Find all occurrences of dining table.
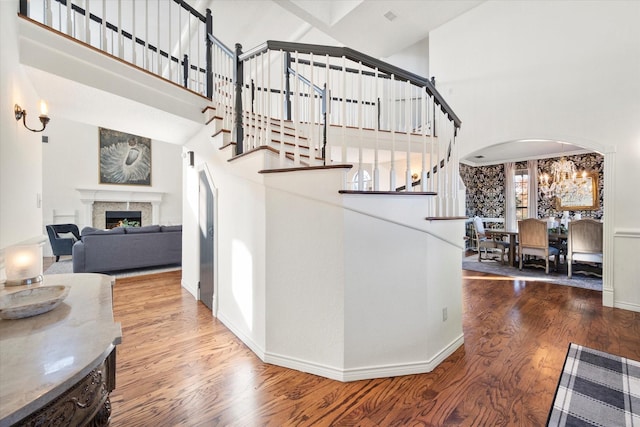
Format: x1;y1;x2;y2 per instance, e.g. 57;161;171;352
486;228;567;267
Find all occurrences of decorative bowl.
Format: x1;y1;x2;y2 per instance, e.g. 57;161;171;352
0;285;70;320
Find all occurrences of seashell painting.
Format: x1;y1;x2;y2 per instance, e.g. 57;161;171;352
99;127;152;185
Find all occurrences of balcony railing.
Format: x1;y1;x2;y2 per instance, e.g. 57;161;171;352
20;0;213;98
19;0;463;216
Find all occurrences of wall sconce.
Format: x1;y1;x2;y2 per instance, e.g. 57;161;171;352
14;100;50;133
4;244;43;286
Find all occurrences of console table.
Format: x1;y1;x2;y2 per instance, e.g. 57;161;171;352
0;273;122;427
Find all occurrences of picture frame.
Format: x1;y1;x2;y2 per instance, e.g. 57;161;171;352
99;127;152;186
556;173;599;211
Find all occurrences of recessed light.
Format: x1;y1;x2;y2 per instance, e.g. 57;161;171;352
474;155;485;159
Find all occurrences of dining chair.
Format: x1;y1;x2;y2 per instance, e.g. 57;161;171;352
567;219;603;278
473;216;509;263
518;218;559;274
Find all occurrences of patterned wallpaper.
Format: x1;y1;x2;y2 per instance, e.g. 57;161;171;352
461;152;604;220
460;163;505;218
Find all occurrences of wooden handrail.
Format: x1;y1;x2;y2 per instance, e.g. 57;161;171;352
238;40;461;129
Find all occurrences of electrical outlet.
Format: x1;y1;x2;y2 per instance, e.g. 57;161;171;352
442;307;448;321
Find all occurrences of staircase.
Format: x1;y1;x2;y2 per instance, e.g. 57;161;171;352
19;0;468;382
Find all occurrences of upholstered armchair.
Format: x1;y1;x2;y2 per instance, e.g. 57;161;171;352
473;216;510;263
46;224;81;262
518;218;559;274
567;219;603;278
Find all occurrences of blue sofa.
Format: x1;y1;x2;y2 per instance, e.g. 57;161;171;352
72;225;182;273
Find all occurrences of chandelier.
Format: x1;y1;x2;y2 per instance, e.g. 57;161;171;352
539;157;588;200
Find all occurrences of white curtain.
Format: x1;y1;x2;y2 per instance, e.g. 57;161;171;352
504;162;516;231
528;159;539;219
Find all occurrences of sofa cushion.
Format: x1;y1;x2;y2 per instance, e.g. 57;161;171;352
81;226;126;237
125;225;161;234
161;225;182;232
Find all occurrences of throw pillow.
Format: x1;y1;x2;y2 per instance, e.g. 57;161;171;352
57;232;78;242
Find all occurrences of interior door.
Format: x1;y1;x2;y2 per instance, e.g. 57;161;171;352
199;170;214;311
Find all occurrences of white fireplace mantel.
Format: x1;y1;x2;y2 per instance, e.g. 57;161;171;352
76;188;164;228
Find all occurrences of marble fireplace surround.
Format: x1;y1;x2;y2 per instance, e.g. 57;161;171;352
77;188;164;229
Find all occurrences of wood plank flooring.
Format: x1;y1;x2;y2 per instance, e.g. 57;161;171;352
108;270;640;426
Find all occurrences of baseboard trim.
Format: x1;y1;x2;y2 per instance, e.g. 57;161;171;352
602;287;614;307
217;312;266;360
614;300;640;313
265;334;465;382
181;279;197;299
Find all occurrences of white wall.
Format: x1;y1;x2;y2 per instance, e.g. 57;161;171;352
0;0;44;281
41;116;183;254
182;130;268;355
384;37;430;78
429;0;640;310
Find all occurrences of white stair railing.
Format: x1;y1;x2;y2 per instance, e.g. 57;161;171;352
231;42;461;216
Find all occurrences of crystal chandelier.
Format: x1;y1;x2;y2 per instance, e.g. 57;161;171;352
539;157;588;200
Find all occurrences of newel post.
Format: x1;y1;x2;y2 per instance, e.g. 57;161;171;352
234;43;244;154
182;54;189;89
205;9;213;100
322;83;328;164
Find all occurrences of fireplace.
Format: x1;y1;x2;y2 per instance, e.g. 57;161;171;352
105;211;142;229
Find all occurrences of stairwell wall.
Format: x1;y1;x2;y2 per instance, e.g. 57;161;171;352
182;129;268;356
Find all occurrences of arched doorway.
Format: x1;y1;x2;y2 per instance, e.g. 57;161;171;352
459;138;615;307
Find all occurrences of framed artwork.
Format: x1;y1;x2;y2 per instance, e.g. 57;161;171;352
556;173;599;210
99;127;151;186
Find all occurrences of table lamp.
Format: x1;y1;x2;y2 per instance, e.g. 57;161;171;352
4;244;43;286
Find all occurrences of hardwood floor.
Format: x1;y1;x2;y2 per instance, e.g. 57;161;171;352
109;270;640;426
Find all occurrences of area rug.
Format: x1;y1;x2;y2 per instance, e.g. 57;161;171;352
462;255;602;291
44;259;181;278
547;343;640;426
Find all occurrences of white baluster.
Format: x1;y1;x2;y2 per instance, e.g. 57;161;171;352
389;74;396;191
156;0;161;76
293;51;300;165
44;0;53;27
84;0;90;44
341;56;347;164
117;0;123;59
101;0;106;51
405;81;412;192
421;87;428;192
324;54;331;166
309;52;315;165
429;95;435;194
144;0;149;71
279;50;285;168
66;0;72;36
266;49;272;152
373;67;380;191
358;61;364;190
131;0;136;65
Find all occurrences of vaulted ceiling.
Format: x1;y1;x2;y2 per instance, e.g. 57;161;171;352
191;0;484;58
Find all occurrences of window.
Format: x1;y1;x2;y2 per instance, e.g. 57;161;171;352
351;169;372;191
515;169;529;221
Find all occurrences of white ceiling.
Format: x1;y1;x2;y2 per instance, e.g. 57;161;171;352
193;0;485;58
462;140;592;167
